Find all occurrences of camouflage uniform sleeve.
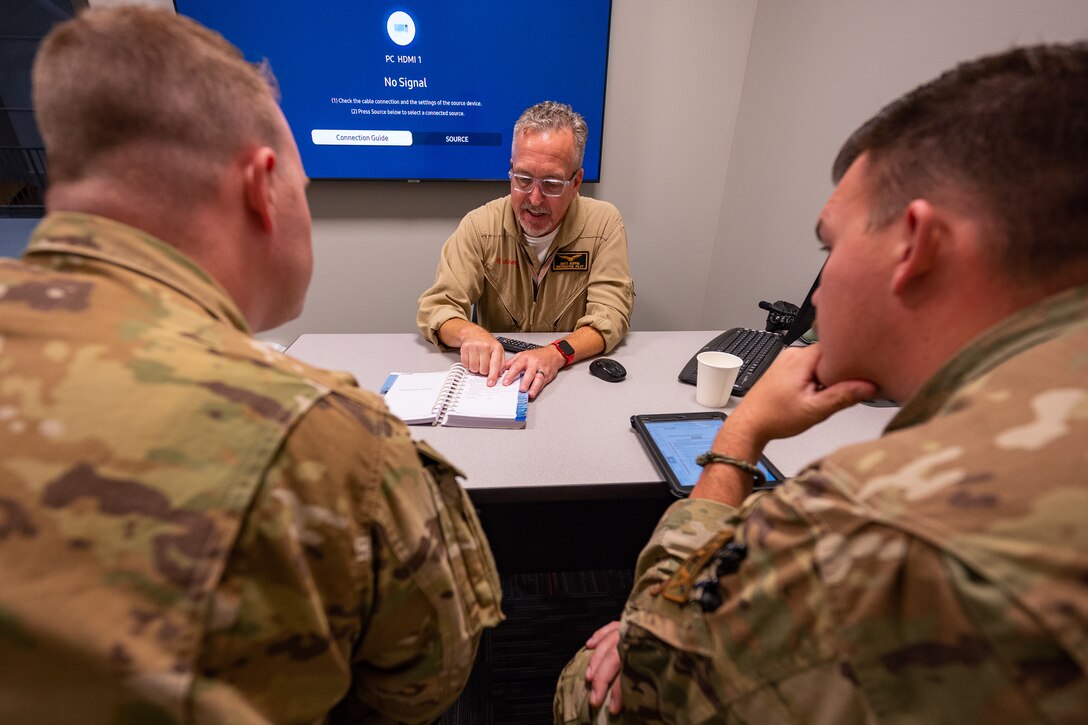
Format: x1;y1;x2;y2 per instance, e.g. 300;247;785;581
628;497;744;599
554;496;743;724
193;392;501;724
613;482;870;724
347;435;503;721
558;485;874;724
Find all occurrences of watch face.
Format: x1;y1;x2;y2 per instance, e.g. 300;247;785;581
557;340;575;356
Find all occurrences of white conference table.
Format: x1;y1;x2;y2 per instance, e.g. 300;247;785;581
286;331;898;502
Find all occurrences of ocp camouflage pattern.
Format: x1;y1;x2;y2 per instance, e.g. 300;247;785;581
0;212;502;723
556;283;1088;723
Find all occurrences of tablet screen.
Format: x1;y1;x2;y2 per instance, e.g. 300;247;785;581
642;417;725;489
638;415;783;493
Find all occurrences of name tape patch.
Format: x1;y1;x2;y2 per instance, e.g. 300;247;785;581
551;251;589;272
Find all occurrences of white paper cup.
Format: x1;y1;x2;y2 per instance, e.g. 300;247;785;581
696;351;743;407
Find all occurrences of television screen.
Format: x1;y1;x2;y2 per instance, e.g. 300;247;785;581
173;1;613;181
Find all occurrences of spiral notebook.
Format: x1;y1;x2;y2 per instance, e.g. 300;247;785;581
379;364;528;429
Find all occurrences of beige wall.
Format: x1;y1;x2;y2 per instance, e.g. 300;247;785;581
702;0;1088;331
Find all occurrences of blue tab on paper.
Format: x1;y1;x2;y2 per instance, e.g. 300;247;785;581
379;373;399;395
515;389;528;423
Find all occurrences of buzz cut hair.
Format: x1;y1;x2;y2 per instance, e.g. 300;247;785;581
833;42;1088;284
33;6;285;187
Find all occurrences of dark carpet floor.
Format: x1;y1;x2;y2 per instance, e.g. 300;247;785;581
438;569;634;725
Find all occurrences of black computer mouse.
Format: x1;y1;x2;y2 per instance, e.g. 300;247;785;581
589;358;627;382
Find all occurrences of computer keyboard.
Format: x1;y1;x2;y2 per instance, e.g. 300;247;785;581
677;328;785;396
495;336;542;354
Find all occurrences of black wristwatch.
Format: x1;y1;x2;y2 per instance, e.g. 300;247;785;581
550;339;575;367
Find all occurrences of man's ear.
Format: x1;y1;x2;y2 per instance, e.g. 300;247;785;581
242;147;278;233
890;199;944;295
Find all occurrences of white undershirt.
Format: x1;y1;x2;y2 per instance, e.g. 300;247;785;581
523;228;560;267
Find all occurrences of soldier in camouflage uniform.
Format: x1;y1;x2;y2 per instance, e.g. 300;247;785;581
556;43;1088;723
0;7;501;723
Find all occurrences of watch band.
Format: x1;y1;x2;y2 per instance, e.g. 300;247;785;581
694;452;766;485
550;339;575;367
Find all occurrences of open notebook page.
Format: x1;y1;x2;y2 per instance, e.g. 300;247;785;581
382;371;450;424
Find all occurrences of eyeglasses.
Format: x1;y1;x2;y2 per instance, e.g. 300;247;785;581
508;170;577;197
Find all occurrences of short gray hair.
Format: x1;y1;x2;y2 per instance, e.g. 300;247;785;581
512;101;588;169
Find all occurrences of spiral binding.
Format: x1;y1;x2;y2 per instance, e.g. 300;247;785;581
431;363;468;426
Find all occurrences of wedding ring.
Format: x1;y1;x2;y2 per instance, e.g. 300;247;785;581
535;370;546;376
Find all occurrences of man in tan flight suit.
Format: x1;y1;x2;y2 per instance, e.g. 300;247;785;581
417;101;634;400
